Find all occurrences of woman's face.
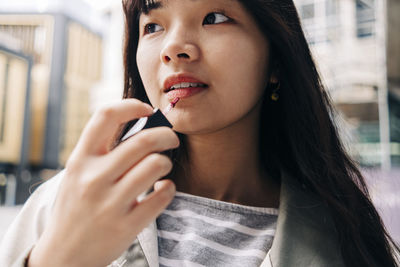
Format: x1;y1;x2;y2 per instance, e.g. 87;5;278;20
137;0;270;134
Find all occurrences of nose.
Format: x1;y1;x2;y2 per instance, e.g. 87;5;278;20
160;29;200;64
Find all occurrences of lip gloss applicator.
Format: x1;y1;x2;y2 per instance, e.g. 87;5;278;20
121;97;180;142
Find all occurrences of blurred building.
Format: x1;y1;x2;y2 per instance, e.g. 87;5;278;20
294;0;400;168
0;0;106;204
0;46;31;205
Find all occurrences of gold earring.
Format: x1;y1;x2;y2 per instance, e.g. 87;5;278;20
271;82;280;101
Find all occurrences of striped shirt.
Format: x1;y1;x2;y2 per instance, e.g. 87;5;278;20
156;192;278;267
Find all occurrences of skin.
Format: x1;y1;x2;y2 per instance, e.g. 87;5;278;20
28;0;279;266
28;100;180;266
137;0;280;206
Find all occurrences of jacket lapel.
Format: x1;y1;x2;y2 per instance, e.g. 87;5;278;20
260;250;273;267
266;170;345;266
137;221;159;267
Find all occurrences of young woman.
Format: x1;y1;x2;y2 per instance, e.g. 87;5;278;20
0;0;399;266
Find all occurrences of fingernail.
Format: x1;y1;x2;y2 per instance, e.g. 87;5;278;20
168;182;176;195
144;103;154;112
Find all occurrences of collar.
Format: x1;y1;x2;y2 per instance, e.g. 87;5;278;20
137;170;344;267
137;221;159;267
265;169;344;266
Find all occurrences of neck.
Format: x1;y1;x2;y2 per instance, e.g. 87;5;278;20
174;104;280;208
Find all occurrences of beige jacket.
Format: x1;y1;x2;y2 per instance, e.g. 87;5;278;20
0;170;345;267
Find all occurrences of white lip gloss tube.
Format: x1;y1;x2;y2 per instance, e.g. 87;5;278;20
120;98;180;142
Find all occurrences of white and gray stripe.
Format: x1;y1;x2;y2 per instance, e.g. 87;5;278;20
156;192;278;267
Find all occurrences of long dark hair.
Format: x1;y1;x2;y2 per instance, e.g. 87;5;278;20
120;0;400;266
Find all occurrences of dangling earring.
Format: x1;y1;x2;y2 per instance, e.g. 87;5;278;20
271;82;280;101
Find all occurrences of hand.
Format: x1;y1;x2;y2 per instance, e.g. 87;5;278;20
28;99;179;267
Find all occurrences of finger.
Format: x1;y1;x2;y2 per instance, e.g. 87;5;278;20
77;99;154;155
126;180;175;229
101;127;179;180
112;153;173;208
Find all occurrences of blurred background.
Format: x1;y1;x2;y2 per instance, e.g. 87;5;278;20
0;0;399;242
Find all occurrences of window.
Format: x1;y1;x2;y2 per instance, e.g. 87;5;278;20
296;0;339;44
301;3;315;20
325;0;337;16
356;0;375;38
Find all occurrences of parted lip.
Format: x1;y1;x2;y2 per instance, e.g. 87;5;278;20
163;74;208;92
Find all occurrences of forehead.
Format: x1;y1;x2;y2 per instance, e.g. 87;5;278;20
141;0;236;14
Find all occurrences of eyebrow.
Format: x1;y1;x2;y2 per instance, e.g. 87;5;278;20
142;0;163;14
142;0;204;14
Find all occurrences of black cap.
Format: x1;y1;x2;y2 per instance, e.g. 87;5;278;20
143;108;172;130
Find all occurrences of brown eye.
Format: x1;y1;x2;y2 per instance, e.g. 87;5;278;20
144;23;163;34
203;12;230;25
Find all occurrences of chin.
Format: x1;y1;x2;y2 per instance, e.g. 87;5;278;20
172;124;208;135
172;119;231;136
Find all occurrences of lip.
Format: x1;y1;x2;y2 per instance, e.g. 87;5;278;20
163;74;208;91
166;87;206;100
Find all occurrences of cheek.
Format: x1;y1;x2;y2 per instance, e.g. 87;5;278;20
136;44;160;98
136;46;147;82
210;35;269;104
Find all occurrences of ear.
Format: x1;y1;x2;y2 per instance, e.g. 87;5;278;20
268;60;280;84
269;73;279;84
